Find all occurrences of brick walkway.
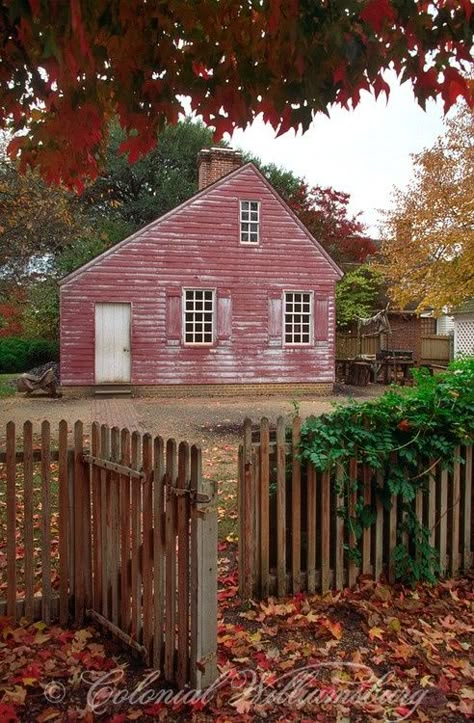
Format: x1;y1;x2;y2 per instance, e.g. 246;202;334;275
91;398;143;431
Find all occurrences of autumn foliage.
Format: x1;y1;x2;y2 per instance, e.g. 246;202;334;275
285;183;376;265
0;1;472;188
381;105;474;312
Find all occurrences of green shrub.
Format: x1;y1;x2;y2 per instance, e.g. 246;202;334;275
0;337;59;373
300;357;474;585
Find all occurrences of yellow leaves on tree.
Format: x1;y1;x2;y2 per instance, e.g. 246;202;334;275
0;141;89;282
380;105;474;313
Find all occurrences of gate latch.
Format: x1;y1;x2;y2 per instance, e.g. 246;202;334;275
167;485;211;506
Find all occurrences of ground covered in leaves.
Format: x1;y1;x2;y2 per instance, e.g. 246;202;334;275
0;548;472;722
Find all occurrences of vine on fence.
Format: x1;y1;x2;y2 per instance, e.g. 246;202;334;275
299;358;474;585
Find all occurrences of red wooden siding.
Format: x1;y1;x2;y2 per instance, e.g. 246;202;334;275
60;165;340;386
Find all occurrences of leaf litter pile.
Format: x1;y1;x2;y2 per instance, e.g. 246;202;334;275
0;441;473;721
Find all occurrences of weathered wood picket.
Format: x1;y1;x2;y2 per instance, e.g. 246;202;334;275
0;420;218;689
239;416;473;600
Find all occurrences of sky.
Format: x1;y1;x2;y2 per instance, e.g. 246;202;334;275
228;73;448;238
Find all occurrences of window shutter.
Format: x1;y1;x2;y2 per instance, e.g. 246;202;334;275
166;288;182;346
314;297;329;342
217;290;232;342
268;291;282;346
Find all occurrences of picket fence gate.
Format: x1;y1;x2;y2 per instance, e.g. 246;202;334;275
0;420;217;689
239;416;473;600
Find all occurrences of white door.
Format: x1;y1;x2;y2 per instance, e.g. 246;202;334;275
95;303;131;383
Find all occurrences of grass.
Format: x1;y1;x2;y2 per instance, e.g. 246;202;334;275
0;373;17;398
202;440;239;541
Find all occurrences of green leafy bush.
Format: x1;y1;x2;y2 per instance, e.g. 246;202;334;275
300;358;474;585
0;337;59;373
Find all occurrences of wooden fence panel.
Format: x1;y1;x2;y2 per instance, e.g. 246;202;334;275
238;416;473;600
421;335;450;362
0;420;217;690
336;334;381;359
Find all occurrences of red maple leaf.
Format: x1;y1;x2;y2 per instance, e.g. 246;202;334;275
441;67;472;112
373;74;390;101
360;0;397;34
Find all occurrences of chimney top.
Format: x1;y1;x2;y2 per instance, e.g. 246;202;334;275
197;147;243;190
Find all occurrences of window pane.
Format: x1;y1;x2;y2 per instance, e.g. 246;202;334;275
241;200;259;244
184;289;214;344
284;291;312;345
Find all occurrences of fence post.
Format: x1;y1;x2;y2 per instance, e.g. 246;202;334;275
23;421;34;620
259;417;270;599
190;445;218;689
6;421;16;621
291;416;301;594
74;420;85;624
276;416;287;597
464;447;472;571
239;418;254;599
58;420;70;626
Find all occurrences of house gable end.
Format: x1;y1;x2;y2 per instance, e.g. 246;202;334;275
60;163;342;287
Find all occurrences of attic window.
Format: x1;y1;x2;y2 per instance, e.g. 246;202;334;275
240;200;260;244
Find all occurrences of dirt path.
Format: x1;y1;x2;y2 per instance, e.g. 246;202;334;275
0;385;383;446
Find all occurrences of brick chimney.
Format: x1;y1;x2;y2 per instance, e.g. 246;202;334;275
197;147;243;190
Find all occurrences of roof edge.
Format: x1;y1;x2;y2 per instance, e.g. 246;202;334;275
247;164;343;280
59;161;253;287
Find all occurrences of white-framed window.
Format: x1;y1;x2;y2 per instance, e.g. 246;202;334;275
240;200;260;244
183;289;215;345
284;291;312;345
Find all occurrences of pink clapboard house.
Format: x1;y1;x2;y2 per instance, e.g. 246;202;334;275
59;148;343;396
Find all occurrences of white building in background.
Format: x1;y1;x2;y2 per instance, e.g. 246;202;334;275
452;300;474;358
435;314;455;336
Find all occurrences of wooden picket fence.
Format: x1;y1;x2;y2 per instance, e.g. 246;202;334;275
0;420;217;689
239;416;473;599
